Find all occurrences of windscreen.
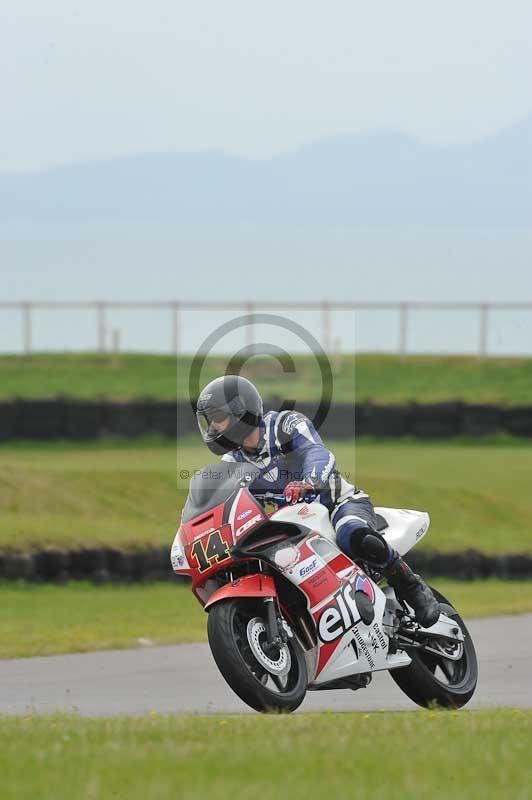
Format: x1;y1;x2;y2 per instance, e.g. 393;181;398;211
181;461;261;522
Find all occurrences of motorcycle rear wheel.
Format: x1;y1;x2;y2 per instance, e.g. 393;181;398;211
389;587;478;709
207;598;308;713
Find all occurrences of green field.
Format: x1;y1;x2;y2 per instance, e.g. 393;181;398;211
0;582;201;658
1;439;531;554
1;710;530;800
1;352;532;404
1;579;531;659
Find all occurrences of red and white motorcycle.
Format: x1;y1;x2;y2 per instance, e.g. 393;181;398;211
171;462;478;713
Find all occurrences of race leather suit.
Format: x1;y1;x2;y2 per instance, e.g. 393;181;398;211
221;409;378;559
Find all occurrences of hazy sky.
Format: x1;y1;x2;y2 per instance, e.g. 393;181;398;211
2;3;531;356
2;222;532;355
2;1;532;171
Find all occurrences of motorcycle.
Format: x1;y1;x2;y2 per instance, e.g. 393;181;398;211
171;461;478;713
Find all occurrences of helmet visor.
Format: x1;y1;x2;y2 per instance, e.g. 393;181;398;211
196;407;234;443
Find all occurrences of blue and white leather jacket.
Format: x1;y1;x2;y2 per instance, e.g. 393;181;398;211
221;410;355;509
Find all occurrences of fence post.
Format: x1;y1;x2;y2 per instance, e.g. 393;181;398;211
399;303;409;356
246;302;255;353
22;302;32;355
171;303;180;355
111;329;121;368
322;301;331;352
479;304;488;357
96;302;106;353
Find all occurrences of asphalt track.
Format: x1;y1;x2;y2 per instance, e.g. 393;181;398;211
1;615;531;716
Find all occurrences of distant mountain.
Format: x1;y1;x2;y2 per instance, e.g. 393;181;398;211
1;116;531;225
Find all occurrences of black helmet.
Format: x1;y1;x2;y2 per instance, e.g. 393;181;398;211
195;375;263;455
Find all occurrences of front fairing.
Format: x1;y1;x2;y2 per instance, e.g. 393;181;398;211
172;466;267;602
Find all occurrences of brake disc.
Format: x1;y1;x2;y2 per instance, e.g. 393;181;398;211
246;617;292;676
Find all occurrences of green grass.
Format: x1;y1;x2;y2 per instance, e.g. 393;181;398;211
1;710;531;800
1;439;531;554
0;582;203;658
1;579;531;659
1;352;532;404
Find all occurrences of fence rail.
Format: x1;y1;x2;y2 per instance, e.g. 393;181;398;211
1;300;532;356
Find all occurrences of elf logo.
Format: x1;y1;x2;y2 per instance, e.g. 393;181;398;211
317;574;371;643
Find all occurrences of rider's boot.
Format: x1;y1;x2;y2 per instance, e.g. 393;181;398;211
384;556;441;628
343;527;441;628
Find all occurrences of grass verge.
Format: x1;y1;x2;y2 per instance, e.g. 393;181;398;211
1;579;531;659
1;710;531;800
1;439;531;553
1;352;532;404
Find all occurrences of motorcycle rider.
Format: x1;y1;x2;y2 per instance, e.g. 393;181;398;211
194;374;440;628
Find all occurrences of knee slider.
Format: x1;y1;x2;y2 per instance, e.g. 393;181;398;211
360;531;390;564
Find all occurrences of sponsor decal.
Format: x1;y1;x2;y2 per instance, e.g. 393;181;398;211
237;509;253;522
355;573;375;603
297;505;314;518
281;412;302;435
235;513;262;537
171;543;186;570
372;622;388;650
196;392;213;410
317;576;364;643
299;558;318;579
193;527;215;541
288;554;321;580
307;571;329;589
353;627;375;669
415;522;428;540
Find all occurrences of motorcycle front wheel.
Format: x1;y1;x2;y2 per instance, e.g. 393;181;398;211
207;598;308;713
389;587;478;709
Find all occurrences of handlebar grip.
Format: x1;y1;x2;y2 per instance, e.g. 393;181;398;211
255;492;317;504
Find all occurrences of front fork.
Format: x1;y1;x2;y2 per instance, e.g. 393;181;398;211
263;596;287;652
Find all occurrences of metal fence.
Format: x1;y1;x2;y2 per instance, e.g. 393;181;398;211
1;300;531;356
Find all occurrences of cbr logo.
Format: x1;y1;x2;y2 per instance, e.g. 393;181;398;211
237;509;253;521
317;577;365;643
235;513;262;537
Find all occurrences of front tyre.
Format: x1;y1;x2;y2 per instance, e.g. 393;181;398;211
389;587;478;709
207;598;308;713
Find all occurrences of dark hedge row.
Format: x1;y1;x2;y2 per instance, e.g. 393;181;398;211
1;546;531;582
0;398;531;439
0;547;180;583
